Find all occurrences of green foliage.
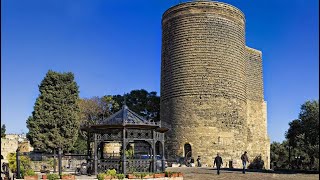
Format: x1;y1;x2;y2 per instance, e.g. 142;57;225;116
299;100;319;146
76;95;120;153
1;124;6;138
116;173;125;179
127;166;137;173
97;169;118;180
272;100;319;170
97;173;106;180
106;169;117;177
270;141;289;169
139;172;150;178
70;132;87;154
112;89;160;122
125;149;134;159
7;153;32;173
24;169;36;176
78;96;120;126
132;172;152;178
26;70;80;152
248;154;265;169
286;100;319;170
106;169;117;176
47;173;60;180
164;171;180;177
97;170;122;180
46;157;55;168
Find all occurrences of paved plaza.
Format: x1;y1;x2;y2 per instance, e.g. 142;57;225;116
167;167;319;180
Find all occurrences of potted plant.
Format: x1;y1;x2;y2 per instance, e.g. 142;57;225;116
23;169;38;180
116;173;125;180
42;174;48;179
97;173;108;180
47;173;60;180
106;169;117;179
165;171;180;178
154;172;165;178
127;172;140;179
61;173;75;180
141;173;153;179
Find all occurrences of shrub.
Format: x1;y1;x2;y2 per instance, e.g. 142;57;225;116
165;171;180;177
140;172;148;178
24;169;36;176
7;153;31;173
47;174;60;180
116;173;125;179
106;169;117;177
97;173;106;180
133;172;141;178
46;157;55;169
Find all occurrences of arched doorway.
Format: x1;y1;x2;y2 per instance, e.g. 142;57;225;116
184;143;192;158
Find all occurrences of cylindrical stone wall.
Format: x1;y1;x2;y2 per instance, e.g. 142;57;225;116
161;1;248;165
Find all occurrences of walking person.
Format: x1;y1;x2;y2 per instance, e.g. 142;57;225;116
241;151;249;174
196;156;202;167
213;153;223;175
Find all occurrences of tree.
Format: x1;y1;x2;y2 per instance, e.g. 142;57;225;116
270;141;289;169
26;70;80;152
7;153;31;174
1;124;6;138
73;96;120;153
299;100;319;146
285;119;302;148
78;96;120;126
285;100;319;170
112;89;160;122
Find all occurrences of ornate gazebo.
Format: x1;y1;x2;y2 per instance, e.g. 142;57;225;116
81;105;168;175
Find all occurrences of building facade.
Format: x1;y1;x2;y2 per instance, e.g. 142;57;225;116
161;1;270;168
1;134;33;162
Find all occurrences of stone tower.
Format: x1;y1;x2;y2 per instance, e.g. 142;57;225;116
161;1;270;168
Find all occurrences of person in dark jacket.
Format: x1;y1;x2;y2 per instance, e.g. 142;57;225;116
241;151;250;174
196;156;202;167
213;153;223;175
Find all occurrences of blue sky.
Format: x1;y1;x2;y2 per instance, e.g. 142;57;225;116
1;0;319;143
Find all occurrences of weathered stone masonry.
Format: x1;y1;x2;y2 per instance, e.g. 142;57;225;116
160;1;270;169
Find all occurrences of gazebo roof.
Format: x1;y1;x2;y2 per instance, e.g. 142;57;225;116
98;105;158;126
80;105;161;131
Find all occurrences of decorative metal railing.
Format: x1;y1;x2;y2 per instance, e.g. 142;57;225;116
98;159;121;173
126;159;152;173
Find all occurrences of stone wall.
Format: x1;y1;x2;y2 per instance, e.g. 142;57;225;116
161;1;270;169
1;137;18;162
1;134;34;162
245;47;270;169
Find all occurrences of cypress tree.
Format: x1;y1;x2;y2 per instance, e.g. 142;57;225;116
27;70;80;152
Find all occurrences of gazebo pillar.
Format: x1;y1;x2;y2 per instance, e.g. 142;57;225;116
152;130;157;172
161;140;166;172
87;132;91;164
122;128;127;174
93;133;98;175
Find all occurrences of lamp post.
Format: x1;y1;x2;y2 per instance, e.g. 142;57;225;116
58;147;62;176
53;149;57;173
16;148;21;179
287;145;291;169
